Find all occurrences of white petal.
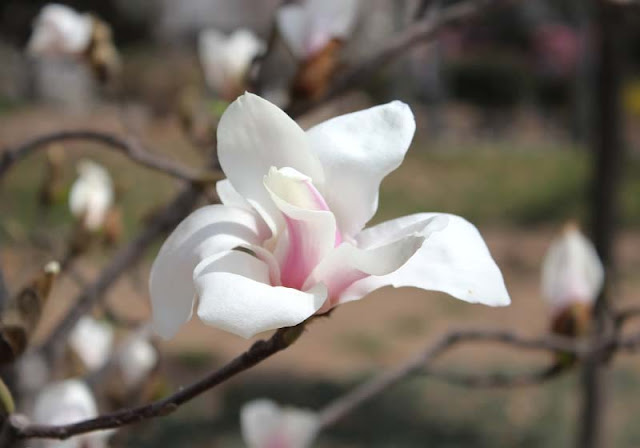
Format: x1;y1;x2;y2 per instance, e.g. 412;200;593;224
199;28;264;94
216;179;252;211
198;28;228;93
224;29;265;80
194;250;327;339
117;331;158;387
307;0;360;40
264;167;337;289
340;214;511;306
149;205;269;340
34;379;96;423
277;5;308;58
69;160;114;231
28;4;93;55
241;399;319;448
306;101;415;238
277;0;359;58
68;316;114;371
33;379;111;448
217;93;324;233
541;226;604;309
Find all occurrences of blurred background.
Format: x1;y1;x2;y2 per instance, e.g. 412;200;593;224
1;0;640;446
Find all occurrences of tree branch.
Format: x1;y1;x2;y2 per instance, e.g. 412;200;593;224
10;326;301;441
315;325;640;432
0;130;220;184
424;363;567;388
318;329;579;430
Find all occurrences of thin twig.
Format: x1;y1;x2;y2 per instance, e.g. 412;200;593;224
614;306;640;326
0;130;220;184
318;329;578;430
424;363;567;388
10;326;300;441
286;0;497;117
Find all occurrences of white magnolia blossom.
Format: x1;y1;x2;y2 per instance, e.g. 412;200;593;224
241;399;319;448
198;28;265;98
32;379;109;448
277;0;359;59
116;328;158;387
27;4;93;56
69;316;114;371
149;93;509;340
542;226;604;311
69;159;114;231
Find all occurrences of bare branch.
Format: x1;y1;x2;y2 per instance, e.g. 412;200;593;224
424;363;567;388
318;329;576;430
0;130;220;184
614;306;640;326
10;326;301;441
287;0;498;117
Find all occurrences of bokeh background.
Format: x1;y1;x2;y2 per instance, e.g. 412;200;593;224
2;0;640;446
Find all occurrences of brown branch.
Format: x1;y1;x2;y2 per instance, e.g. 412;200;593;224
10;326;302;441
318;329;578;430
614;306;640;326
286;0;498;117
0;130;220;184
424;363;567;388
35;184;204;363
317;326;640;431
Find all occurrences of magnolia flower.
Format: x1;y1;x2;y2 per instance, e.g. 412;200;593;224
27;4;93;56
69;160;114;231
199;28;265;100
69;316;114;371
241;399;319;448
277;0;359;59
33;379;110;448
116;328;158;387
149;93;509;339
542;225;604;312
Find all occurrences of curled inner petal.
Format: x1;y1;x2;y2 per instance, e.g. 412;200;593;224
265;167;339;290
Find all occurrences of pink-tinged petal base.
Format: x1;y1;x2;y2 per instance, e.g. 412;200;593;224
304;221;434;312
264;167;339;290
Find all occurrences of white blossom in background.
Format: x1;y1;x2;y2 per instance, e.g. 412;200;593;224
27;3;93;56
32;379;111;448
117;328;159;387
542;225;604;312
69;316;114;371
69;159;114;231
149;93;509;340
198;28;265;99
277;0;359;59
241;399;319;448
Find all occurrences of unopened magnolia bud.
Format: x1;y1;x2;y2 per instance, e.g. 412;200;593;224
550;302;592;366
85;16;121;84
0;261;60;364
38;146;66;208
291;39;343;101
